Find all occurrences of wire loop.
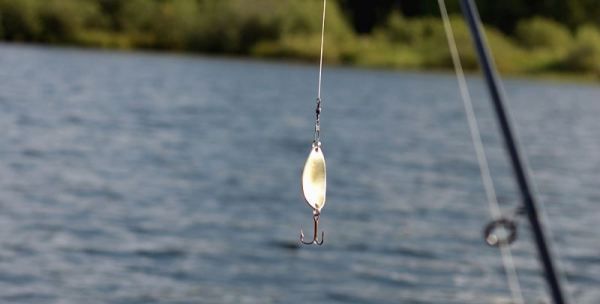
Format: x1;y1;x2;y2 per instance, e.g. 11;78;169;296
484;217;518;246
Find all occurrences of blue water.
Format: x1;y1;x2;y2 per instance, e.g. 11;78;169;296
0;44;598;303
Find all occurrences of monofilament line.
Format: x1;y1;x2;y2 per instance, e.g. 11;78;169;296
317;0;326;100
437;1;525;303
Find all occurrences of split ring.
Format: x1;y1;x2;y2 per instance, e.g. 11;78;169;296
483;218;517;247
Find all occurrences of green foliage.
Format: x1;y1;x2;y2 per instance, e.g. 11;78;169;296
340;0;600;34
0;0;102;43
250;0;356;62
371;14;506;71
37;0;101;43
559;25;600;74
191;0;284;54
516;17;572;50
350;37;422;69
117;0;157;33
0;0;598;79
151;0;200;50
0;0;42;41
484;27;529;73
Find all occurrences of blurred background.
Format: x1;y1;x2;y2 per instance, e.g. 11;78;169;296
0;0;600;79
0;0;599;303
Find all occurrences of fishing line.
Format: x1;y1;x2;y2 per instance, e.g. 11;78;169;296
314;0;327;143
317;0;326;102
437;1;524;303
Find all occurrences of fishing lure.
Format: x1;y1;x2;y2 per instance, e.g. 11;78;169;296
300;140;326;245
300;0;327;246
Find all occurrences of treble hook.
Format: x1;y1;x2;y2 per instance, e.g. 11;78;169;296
300;211;324;245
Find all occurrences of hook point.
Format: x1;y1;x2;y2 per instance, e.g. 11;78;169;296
299;217;325;245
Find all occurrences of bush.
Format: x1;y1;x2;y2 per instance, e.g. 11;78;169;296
250;0;356;62
350;37;422;69
198;0;286;53
377;12;412;44
0;0;103;43
559;25;600;74
152;0;201;50
0;0;42;41
374;14;449;69
484;26;530;73
374;13;524;72
117;0;157;34
416;17;479;70
516;17;572;50
379;13;446;46
38;0;102;43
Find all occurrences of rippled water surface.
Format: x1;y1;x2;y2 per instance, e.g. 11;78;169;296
0;44;598;303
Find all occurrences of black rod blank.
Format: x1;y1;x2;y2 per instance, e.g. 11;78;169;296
458;0;569;303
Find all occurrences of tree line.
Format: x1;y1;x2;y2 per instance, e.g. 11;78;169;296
340;0;600;33
0;0;598;78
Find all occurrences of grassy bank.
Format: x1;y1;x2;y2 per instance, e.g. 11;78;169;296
1;0;599;80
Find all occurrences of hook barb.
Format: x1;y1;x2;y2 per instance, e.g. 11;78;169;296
300;211;324;245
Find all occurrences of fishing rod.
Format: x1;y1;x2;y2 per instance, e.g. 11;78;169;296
458;0;569;303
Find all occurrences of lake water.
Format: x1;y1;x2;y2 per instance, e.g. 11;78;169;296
0;44;598;303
